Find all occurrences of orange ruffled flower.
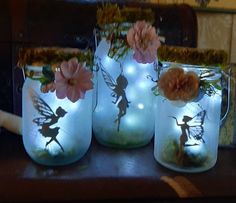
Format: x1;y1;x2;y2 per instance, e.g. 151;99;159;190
158;67;200;102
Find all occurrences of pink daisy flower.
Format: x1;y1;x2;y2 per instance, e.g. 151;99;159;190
127;20;161;64
55;58;93;103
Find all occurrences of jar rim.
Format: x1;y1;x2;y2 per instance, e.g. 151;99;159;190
25;65;43;79
161;61;221;72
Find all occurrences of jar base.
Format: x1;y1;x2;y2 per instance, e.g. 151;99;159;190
154;153;217;173
94;136;153;149
26;147;89;166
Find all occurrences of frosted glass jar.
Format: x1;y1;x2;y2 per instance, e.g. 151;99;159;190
22;65;92;166
154;63;222;172
93;39;157;148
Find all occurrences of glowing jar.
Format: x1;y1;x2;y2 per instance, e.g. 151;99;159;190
93;39;157;148
154;63;222;172
22;65;93;166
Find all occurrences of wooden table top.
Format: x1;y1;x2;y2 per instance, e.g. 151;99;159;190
0;129;236;202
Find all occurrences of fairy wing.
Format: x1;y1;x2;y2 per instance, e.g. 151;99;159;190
29;89;55;126
101;67;117;90
32;117;49;126
187;110;206;142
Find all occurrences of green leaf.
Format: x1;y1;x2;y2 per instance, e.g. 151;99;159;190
42;65;54;79
41;65;55;85
211;82;222;90
152;85;160;96
39;76;50;85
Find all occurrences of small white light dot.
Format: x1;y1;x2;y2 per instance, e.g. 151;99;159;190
137;103;144;109
126;65;136;75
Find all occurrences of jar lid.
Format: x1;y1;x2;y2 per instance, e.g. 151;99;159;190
17;47;93;70
158;45;228;67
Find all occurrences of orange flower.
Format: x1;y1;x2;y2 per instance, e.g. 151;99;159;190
158;67;199;102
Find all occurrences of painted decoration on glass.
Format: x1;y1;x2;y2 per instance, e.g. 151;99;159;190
171;110;206;159
30;89;67;152
172;110;206;146
98;59;130;131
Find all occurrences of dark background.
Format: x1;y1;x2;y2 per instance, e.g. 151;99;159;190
0;0;197;116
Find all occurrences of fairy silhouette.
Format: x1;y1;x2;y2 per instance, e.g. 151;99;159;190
171;110;206;159
30;89;67;152
97;59;130;131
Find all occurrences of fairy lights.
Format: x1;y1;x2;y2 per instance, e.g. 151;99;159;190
93;39;156;148
137;103;144;110
22;74;92;166
126;64;136;75
154;65;222;172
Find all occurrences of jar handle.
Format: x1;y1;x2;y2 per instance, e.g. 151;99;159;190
220;68;231;126
22;66;26;81
93;27;100;49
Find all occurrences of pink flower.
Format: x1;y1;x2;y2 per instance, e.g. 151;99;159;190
127;21;161;64
55;58;93;103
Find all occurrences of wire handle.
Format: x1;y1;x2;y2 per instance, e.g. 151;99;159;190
220;68;231;126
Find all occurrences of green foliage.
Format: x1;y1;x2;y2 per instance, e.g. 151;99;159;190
40;65;55;85
97;3;155;26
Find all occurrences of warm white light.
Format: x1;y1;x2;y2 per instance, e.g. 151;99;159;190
124;115;137;127
126;64;136;75
137;103;144;110
138;81;148;89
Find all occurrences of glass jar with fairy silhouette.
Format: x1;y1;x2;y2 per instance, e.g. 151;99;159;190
21;51;93;166
154;63;222;172
93;5;161;148
93;24;160;148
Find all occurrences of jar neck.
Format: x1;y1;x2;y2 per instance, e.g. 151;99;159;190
24;65;43;79
100;22;133;39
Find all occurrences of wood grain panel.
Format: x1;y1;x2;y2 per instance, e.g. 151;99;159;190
197;12;233;63
230;14;236;63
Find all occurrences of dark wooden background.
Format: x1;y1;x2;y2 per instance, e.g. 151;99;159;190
0;0;12;113
0;0;197;116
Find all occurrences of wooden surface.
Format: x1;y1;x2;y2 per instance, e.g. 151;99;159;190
1;130;236;202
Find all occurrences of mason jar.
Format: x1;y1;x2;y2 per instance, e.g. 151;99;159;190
154;63;222;172
93;39;157;148
22;65;92;166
